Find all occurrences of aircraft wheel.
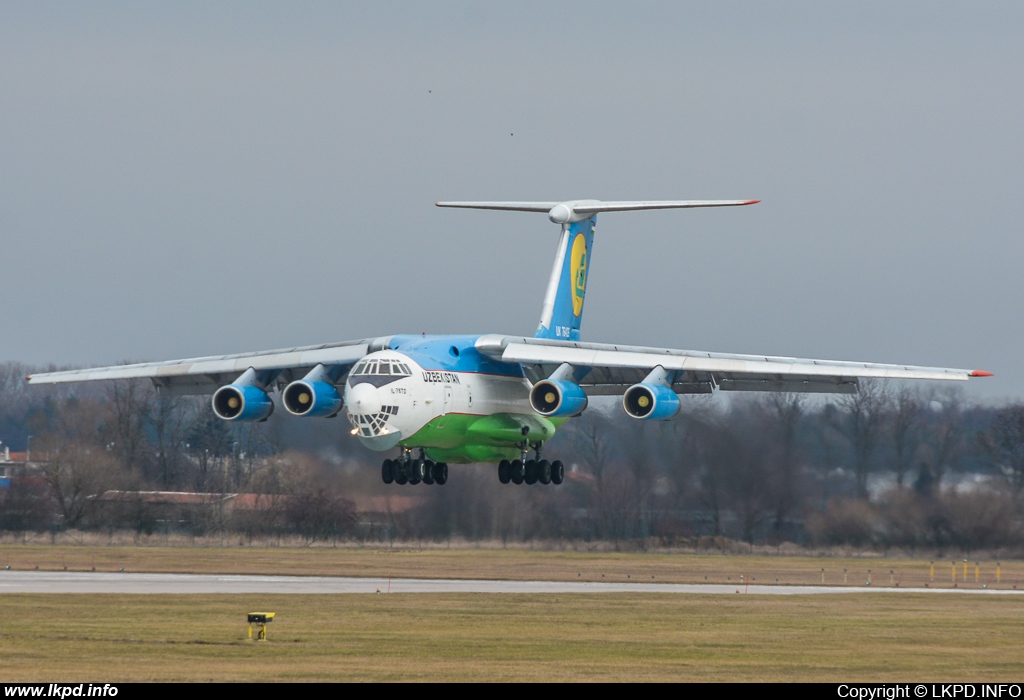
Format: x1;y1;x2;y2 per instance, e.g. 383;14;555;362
551;460;564;485
408;459;423;485
538;459;551;485
498;460;511;484
510;459;524;485
422;460;436;485
524;459;538;485
395;461;409;485
434;462;448;485
382;459;395;484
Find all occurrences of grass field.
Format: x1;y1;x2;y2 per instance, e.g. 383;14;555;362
1;593;1022;681
2;544;1023;681
1;544;1017;590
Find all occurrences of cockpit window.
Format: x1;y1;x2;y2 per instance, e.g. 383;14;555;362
351;358;412;377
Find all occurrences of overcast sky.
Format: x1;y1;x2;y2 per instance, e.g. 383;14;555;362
1;2;1021;401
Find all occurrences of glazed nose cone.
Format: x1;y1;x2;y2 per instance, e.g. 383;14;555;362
346;382;382;415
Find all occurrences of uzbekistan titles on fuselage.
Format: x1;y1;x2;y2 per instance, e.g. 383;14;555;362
266;335;565;466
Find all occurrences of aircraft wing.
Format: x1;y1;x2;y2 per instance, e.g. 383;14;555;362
25;340;372;395
475;335;991;395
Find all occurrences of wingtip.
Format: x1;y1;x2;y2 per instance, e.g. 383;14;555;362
970;370;994;377
744;199;761;205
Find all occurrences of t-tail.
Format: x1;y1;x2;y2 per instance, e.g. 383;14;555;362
435;198;759;341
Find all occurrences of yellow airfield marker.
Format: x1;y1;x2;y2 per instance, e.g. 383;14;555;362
248;612;275;641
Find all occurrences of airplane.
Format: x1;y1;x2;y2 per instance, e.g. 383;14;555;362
27;199;992;487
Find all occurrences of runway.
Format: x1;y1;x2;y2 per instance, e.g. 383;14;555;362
1;570;1021;595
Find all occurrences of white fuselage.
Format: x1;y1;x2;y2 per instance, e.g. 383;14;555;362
343;350;533;452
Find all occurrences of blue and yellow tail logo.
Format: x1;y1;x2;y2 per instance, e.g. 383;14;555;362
535;217;596;341
570;233;588;317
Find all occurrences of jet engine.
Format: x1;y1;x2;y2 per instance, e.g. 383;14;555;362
622;382;680;420
282;380;343;418
530;379;588;417
212;383;274;422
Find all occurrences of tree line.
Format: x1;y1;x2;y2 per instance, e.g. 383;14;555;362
2;360;1024;552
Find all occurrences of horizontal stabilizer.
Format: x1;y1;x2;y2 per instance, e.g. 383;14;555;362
435;201;560;212
436;199;759;224
567;200;759;213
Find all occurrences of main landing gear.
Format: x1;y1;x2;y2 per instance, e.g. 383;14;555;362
497;436;564;486
498;458;564;486
381;450;448;486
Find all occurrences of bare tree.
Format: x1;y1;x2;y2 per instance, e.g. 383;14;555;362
890;385;923;489
923;386;965;490
145;391;194;488
980;404;1024;498
571;410;614;482
722;415;774;544
764;393;805;540
185;409;233;491
809;403;844;504
105;379;153;473
0;361;30;407
230;421;275;490
591;465;643;540
614;419;664;539
274;452;355;542
658;400;713;530
37;441;120;528
0;478;54;531
0;362;36;458
686;407;730;537
831;379;891;500
694;405;773;543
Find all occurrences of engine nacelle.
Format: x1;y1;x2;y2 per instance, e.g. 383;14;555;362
282;380;343;418
622;382;680;420
530;379;588;417
212;384;274;422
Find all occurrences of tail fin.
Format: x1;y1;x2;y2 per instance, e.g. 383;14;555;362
435;199;759;341
536;217;594;341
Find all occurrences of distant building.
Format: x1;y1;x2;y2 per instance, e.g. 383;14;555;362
0;449;44;489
